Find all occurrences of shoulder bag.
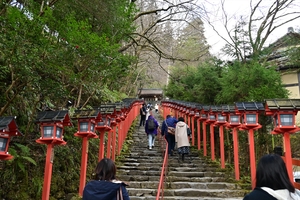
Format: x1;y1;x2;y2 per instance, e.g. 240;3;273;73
164;120;175;135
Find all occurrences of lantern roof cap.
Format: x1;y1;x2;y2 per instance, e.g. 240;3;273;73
0;116;23;136
235;102;265;111
72;109;101;119
202;105;211;112
195;104;203;110
210;105;223;112
265;99;300;110
36;110;72;126
222;105;236;113
94;104;116;114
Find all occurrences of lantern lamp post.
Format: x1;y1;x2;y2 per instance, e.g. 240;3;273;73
0;116;22;160
200;106;210;156
214;106;227;168
235;102;264;189
186;105;191;128
189;104;197;146
265;99;300;184
195;105;202;150
35;110;72;200
115;103;124;155
222;105;241;180
73;109;100;196
104;105;116;159
96;105;112;161
207;106;217;161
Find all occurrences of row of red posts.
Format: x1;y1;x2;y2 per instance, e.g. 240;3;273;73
0;98;143;200
161;99;300;189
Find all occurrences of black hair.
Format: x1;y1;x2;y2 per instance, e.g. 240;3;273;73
255;154;295;193
166;115;171;118
93;158;116;181
178;117;184;122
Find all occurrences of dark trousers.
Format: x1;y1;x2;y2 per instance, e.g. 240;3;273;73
166;134;175;155
140;115;146;126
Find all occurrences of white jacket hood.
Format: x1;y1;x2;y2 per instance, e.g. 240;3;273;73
176;121;186;128
261;187;300;200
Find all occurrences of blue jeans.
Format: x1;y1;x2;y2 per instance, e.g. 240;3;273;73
148;133;156;147
166;134;175;155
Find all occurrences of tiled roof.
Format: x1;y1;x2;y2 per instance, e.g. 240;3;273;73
139;89;163;95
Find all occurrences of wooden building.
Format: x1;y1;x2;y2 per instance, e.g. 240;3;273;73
137;88;163;102
266;28;300;124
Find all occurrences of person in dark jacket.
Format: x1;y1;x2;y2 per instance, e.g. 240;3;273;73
83;158;130;200
243;154;300;200
161;115;178;156
139;103;147;127
145;112;159;150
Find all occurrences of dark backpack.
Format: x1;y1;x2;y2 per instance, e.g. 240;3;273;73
147;118;155;131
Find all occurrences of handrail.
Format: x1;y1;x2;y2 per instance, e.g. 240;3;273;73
156;133;168;200
282;157;300;189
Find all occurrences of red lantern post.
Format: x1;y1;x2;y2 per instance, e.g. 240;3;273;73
73;109;100;196
186;106;191;128
0;116;22;160
223;105;241;180
110;114;118;161
207;106;217;161
95;105;113;161
236;102;264;189
115;103;123;156
200;106;210;156
213;106;227;169
265;99;300;185
195;105;202;150
35;111;72;200
189;105;197;146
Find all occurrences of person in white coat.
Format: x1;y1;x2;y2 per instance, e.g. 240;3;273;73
175;117;191;162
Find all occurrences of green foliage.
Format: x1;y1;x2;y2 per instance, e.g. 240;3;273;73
216;61;289;104
0;1;139;198
165;60;222;104
165;57;290;181
9;143;37;173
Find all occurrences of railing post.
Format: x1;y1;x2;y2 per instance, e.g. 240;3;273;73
203;121;207;156
232;128;240;180
210;124;215;161
248;129;256;189
219;126;225;168
283;133;294;184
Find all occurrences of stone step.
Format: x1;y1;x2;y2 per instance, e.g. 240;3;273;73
122;181;240;190
117;174;160;182
117;117;248;200
129;197;243;200
127;188;245;198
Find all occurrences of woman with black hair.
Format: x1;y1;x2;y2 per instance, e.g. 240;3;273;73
83;158;130;200
243;154;300;200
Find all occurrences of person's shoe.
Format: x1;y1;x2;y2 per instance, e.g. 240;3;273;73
149;147;152;150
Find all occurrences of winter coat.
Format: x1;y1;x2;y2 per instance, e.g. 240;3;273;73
161;117;178;136
140;105;146;116
83;179;130;200
175;121;190;148
145;115;159;135
243;187;300;200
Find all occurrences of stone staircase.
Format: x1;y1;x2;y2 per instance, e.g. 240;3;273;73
117;114;249;200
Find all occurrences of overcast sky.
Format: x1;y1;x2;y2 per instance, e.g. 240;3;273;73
202;0;300;59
